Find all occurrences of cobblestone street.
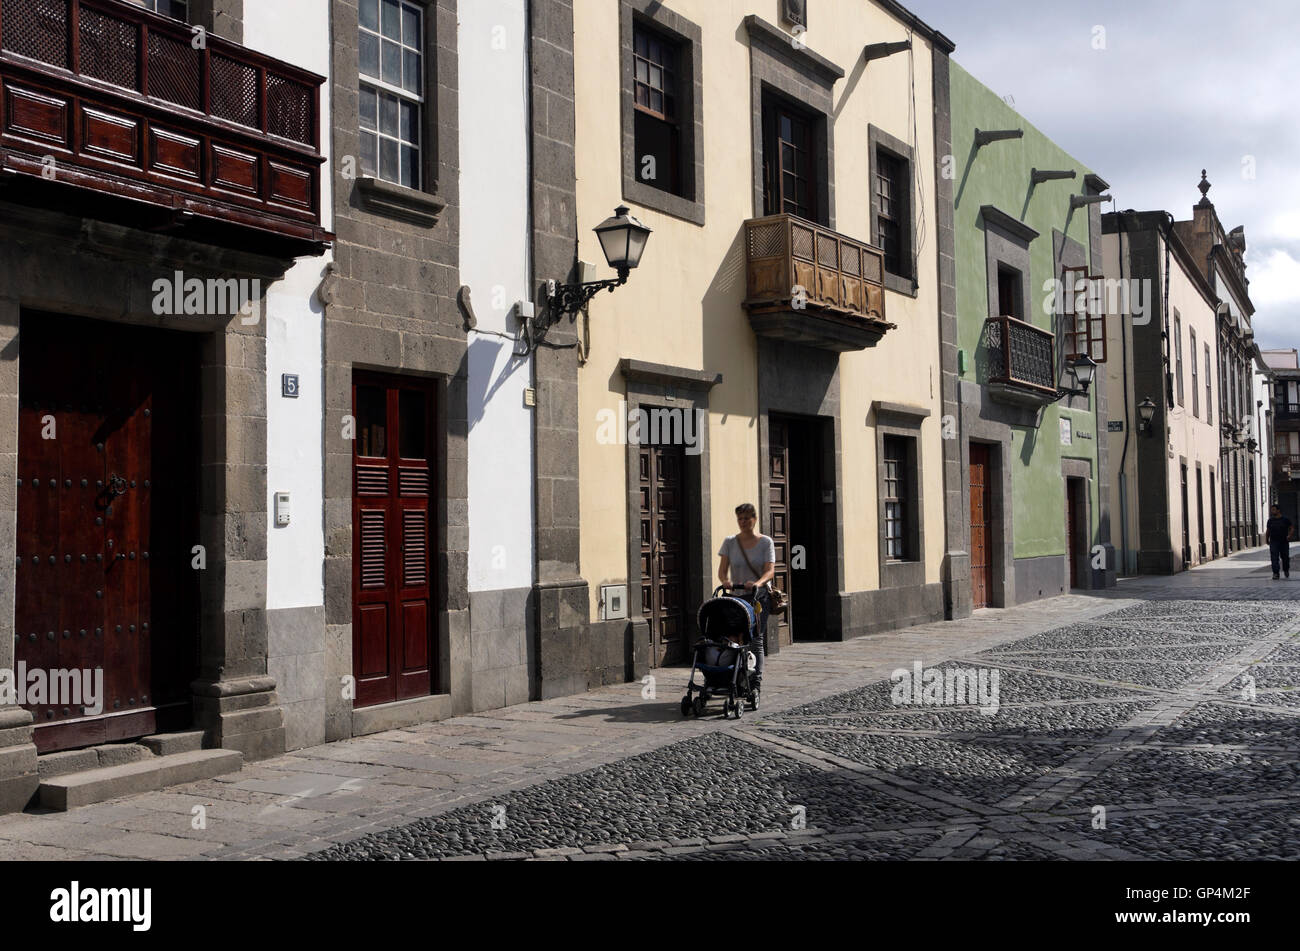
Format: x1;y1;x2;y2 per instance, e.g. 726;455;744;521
2;548;1298;861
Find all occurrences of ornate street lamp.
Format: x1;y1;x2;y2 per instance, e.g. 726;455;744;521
1138;397;1157;436
546;206;652;320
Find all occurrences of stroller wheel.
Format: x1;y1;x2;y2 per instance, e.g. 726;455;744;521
749;687;760;711
733;699;744;720
692;696;707;717
680;696;692;717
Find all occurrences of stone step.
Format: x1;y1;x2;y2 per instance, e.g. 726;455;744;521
139;730;205;756
38;749;243;811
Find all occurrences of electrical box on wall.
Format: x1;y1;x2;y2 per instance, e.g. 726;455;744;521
275;492;291;526
600;584;628;621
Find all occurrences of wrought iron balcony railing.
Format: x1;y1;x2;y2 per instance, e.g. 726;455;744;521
743;213;894;352
1275;402;1300;419
985;315;1057;398
0;0;330;256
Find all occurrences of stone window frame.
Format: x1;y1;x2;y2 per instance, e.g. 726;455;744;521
344;0;449;225
744;15;842;229
619;1;705;226
1190;325;1199;418
979;206;1037;387
1173;309;1184;407
873;402;929;590
869;124;918;298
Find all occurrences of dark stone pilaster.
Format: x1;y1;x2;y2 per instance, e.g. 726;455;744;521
931;49;971;618
529;0;589;699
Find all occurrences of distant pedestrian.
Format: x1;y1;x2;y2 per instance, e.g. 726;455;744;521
1265;504;1294;580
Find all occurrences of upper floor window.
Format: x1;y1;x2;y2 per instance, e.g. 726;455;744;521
762;96;817;221
1191;327;1199;417
1173;311;1184;407
632;24;682;198
997;264;1023;320
129;0;189;20
1205;345;1213;425
359;0;423;189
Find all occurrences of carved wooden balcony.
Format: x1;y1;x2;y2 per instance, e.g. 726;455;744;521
743;213;894;352
985;315;1058;405
0;0;330;258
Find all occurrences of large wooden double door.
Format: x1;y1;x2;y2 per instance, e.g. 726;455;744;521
639;441;687;666
15;314;199;752
352;374;437;707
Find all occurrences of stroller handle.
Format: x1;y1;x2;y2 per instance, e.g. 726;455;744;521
713;583;756;596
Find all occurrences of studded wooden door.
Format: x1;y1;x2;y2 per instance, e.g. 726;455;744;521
15;314;199;753
352;374;437;707
639;441;687;666
969;444;992;609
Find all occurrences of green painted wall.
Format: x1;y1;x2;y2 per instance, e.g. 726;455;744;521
949;61;1103;561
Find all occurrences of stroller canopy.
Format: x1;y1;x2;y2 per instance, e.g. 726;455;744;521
697;595;755;643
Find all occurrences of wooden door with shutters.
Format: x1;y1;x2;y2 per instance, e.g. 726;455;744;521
16;314;198;753
767;418;792;646
639;441;687;666
969;444;992;609
352;374;437;707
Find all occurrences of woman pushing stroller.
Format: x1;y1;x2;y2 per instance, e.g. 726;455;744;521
716;502;775;687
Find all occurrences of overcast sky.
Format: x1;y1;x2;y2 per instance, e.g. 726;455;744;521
901;0;1300;351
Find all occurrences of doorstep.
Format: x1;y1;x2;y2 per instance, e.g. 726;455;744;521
351;694;453;737
38;747;243;811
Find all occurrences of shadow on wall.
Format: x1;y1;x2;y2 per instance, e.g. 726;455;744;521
700;225;753;425
465;334;529;431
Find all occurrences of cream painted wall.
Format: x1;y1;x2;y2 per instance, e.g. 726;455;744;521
572;1;945;619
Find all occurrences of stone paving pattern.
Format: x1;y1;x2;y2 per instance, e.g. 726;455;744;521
1;549;1298;860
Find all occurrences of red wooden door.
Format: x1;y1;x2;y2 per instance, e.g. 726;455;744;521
969;444;992;609
16;315;198;752
768;419;792;645
352;374;437;707
639;441;687;665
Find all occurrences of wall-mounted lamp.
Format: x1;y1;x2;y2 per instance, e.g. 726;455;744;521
1138;397;1157;435
862;40;911;62
974;128;1024;148
546;206;651;321
1058;353;1097;398
1070;194;1112;209
1031;168;1076;185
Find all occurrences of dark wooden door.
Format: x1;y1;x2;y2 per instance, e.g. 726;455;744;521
969;444;992;609
1180;464;1191;568
352;375;437;707
639;441;686;665
1066;479;1082;588
16;314;198;753
767;418;792;646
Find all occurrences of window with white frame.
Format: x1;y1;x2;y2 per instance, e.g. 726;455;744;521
128;0;190;19
359;0;423;189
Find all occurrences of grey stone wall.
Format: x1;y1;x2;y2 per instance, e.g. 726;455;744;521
469;587;534;711
323;0;466;735
530;0;594;700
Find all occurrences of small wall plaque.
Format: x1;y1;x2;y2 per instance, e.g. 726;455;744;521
282;374;300;399
1107;420;1124;432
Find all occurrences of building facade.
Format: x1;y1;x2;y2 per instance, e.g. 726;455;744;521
1171;172;1262;554
948;62;1116;607
1102;210;1224;573
526;0;965;680
1264;349;1298;524
0;0;332;810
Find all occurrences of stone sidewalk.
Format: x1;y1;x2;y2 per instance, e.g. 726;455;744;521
0;546;1288;860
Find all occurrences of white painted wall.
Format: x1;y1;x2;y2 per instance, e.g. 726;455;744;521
459;0;535;592
243;0;333;609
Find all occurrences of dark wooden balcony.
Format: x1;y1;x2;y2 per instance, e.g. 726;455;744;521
985;315;1057;404
743;213;893;352
0;0;330;258
1273;453;1300;479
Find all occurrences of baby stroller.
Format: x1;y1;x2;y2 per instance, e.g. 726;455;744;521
680;585;762;719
